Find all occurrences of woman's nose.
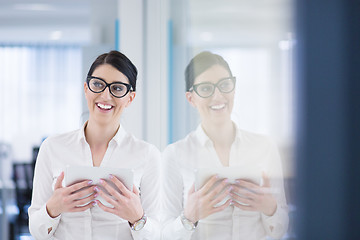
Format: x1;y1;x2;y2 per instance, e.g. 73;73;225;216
212;87;225;99
100;86;112;99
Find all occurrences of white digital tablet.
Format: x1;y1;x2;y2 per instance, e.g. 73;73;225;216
195;166;262;207
64;165;134;207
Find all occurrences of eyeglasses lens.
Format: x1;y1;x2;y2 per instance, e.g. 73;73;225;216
195;78;235;98
88;77;130;98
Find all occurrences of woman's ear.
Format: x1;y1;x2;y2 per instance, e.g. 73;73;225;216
185;92;196;108
84;82;88;96
125;92;136;107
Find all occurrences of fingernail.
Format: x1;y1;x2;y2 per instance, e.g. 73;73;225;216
94;193;98;198
88;180;93;185
215;174;219;179
229;186;233;191
109;174;114;179
94;187;99;192
92;201;97;206
100;179;105;185
224;179;229;183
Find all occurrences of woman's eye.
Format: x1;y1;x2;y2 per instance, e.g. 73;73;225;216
220;82;230;88
199;85;212;92
113;85;125;92
92;81;104;88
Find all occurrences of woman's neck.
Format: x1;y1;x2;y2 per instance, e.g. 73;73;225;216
84;120;119;148
201;119;235;148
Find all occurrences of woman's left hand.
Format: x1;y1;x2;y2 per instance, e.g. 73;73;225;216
95;175;144;224
230;172;277;216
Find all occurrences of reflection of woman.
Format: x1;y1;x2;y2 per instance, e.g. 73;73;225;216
29;51;160;239
162;51;288;240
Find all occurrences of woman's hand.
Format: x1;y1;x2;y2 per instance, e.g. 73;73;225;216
230;172;277;216
95;175;144;224
46;172;97;218
183;175;232;223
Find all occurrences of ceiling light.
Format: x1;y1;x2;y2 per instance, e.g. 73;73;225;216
13;4;56;11
50;31;62;41
200;32;213;42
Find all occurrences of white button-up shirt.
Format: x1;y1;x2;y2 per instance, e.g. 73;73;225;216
162;124;289;240
28;123;161;240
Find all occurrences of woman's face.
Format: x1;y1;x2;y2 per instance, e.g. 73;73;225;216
186;64;235;126
84;64;135;126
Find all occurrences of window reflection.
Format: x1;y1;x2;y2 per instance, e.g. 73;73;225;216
167;0;295;239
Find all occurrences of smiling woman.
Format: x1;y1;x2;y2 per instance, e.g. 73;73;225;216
162;51;289;240
28;50;161;240
84;63;136;130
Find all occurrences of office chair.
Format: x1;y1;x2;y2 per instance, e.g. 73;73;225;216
12;162;34;237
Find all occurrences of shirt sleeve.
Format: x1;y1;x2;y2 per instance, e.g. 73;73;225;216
161;146;195;240
260;139;289;239
130;145;161;240
28;139;62;240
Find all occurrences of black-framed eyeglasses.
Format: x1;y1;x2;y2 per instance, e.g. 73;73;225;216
189;76;236;98
86;76;133;98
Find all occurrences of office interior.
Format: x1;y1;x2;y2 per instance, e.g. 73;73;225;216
2;0;295;239
1;0;359;239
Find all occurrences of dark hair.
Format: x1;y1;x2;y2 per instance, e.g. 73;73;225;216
87;50;138;91
185;51;232;91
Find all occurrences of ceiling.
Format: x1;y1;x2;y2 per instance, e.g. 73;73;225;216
0;0;91;44
188;0;293;47
0;0;293;46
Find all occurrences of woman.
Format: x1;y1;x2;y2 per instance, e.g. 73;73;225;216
28;50;160;240
162;51;289;240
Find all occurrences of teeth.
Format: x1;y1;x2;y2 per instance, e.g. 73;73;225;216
210;104;225;110
97;103;112;110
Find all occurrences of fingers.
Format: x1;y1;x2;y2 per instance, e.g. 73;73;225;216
235;180;260;194
72;186;96;200
97;184;122;206
207;179;229;199
133;185;140;196
230;193;252;206
188;184;195;195
210;198;232;214
262;172;271;188
231;185;257;200
198;175;219;195
100;179;125;201
54;172;64;190
210;185;232;206
68;180;93;194
74;192;97;206
108;175;131;198
72;201;96;212
95;200;117;215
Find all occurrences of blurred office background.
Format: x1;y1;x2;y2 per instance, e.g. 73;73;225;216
1;0;359;239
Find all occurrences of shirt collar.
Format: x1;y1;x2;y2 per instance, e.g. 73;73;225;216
195;121;243;147
77;121;127;146
195;124;211;147
77;122;87;143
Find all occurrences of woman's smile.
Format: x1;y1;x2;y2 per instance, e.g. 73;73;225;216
209;103;227;111
96;102;114;111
